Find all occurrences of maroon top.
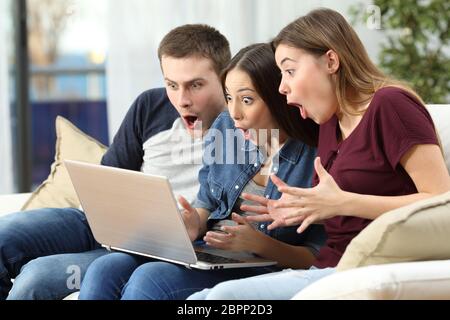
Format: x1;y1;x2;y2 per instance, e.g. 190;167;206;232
313;87;439;268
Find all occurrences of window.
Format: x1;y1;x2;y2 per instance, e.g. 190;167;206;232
27;0;109;189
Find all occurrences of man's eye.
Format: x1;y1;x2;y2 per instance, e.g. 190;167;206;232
192;82;203;89
167;83;177;89
225;94;232;102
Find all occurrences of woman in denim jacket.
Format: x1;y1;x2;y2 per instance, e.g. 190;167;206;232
79;43;326;300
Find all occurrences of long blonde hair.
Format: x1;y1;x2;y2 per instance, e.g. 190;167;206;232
272;8;424;115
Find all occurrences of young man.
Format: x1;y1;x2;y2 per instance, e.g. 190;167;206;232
0;24;230;300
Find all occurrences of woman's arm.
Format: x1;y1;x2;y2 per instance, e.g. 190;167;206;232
255;145;449;233
252;233;317;269
339;144;450;220
203;213;316;269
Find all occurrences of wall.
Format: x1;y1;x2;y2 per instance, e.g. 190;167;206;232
106;0;384;138
0;0;14;194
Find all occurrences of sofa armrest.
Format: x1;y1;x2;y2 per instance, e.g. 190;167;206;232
0;193;32;217
292;260;450;300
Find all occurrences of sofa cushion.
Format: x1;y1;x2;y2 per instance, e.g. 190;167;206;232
427;105;450;173
0;193;32;216
336;191;450;271
293;259;450;300
21;116;107;210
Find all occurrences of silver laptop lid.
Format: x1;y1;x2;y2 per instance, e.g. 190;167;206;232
64;160;198;265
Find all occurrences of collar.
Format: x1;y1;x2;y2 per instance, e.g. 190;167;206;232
278;138;305;164
242;138;305;165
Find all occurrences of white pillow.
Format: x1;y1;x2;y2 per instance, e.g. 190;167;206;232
427;105;450;173
292;260;450;300
0;193;32;216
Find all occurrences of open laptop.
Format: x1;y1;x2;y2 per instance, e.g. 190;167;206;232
64;160;277;270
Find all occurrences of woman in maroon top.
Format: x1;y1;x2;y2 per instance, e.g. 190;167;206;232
187;8;450;300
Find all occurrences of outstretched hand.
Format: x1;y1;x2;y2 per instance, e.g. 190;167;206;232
240;177;301;228
242;157;346;233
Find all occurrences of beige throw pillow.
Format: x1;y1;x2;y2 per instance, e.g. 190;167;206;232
21;116;108;210
337;191;450;271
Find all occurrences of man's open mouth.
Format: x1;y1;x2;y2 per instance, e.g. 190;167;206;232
183;115;199;130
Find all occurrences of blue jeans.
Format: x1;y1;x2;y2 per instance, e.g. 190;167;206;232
0;208;108;300
187;267;336;300
79;252;281;300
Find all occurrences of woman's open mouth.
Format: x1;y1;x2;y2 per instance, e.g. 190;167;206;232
237;127;252;140
289;102;307;120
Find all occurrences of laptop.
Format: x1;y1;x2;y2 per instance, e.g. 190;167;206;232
64;160;277;270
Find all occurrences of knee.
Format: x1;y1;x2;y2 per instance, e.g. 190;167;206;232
83;252;133;284
204;281;239;300
7;256;65;300
122;262;179;300
79;253;139;300
86;252;116;274
130;261;179;282
0;211;59;287
187;288;211;300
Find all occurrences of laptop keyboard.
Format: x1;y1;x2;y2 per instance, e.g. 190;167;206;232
195;251;242;264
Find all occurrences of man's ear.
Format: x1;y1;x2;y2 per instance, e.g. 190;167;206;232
325;50;340;74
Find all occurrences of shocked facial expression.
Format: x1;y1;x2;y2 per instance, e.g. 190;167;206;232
162;55;226;137
275;44;339;125
225;68;277;145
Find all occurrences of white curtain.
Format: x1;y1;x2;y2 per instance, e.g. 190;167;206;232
106;0;383;138
0;0;14;194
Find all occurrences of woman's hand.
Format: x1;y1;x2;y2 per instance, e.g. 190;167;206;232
271;157;347;233
241;157;347;233
240;183;300;226
178;196;202;242
203;213;265;253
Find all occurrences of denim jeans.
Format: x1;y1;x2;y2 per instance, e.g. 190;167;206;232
187;266;336;300
0;208;108;300
79;252;281;300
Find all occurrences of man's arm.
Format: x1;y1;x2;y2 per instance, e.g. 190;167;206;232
102;88;178;171
101;94;145;170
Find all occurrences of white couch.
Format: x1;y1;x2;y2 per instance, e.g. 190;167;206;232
1;105;449;300
0;194;31;216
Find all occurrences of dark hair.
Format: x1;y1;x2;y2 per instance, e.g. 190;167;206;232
221;43;319;147
158;24;231;76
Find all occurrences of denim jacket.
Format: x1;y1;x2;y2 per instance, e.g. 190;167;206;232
193;112;327;254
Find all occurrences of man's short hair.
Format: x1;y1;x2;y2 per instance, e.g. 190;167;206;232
158;24;231;76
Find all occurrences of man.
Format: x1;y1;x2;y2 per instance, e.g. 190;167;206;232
0;24;230;300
